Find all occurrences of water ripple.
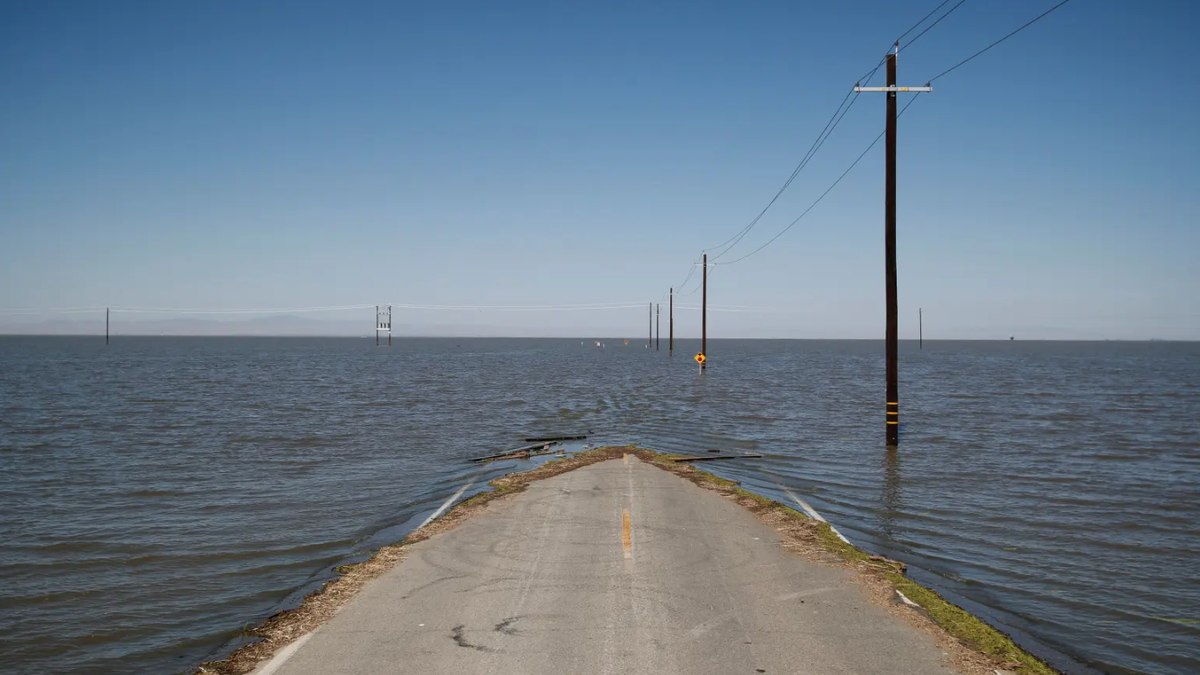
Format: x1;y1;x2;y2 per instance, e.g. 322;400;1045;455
0;336;1197;674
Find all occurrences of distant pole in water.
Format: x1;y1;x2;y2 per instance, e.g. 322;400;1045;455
701;253;707;372
106;307;109;345
648;302;652;347
656;303;660;351
855;43;930;448
669;287;674;355
919;307;923;350
375;305;392;346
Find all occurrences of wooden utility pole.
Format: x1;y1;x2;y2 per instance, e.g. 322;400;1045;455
375;305;379;346
701;253;707;372
856;43;930;447
919;308;923;350
669;287;674;355
106;307;109;345
648;302;652;347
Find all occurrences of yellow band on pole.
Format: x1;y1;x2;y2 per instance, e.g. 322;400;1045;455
886;421;899;425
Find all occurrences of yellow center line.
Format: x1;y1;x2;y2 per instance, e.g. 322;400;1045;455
623;453;629;465
621;508;633;559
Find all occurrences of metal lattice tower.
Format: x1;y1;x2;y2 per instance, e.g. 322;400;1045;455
375;305;392;346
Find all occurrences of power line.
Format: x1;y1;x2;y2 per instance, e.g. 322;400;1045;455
706;88;860;261
708;0;973;265
390;302;645;312
854;0;962;85
714;95;924;266
0;304;379;316
702;1;1072;268
664;0;1059;293
676;264;713;298
928;0;1073;82
109;304;377;314
896;0;958;43
900;0;971;53
669;255;702;297
0;301;651;316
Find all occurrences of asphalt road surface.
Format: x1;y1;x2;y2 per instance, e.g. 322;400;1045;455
261;456;959;674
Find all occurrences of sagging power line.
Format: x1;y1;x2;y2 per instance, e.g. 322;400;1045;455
691;0;1074;266
927;0;1073;82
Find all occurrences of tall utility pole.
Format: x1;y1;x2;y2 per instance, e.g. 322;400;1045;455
855;43;931;448
701;253;708;372
648;302;652;347
919;308;923;350
669;288;674;355
656;304;660;351
106;307;109;345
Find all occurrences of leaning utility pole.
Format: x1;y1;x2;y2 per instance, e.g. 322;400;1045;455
855;43;931;448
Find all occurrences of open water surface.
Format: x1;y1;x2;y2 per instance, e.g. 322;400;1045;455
1;337;1197;674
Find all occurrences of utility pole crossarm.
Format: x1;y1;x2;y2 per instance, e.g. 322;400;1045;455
856;42;931;448
854;85;932;92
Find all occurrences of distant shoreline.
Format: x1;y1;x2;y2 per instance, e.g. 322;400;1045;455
0;334;1195;342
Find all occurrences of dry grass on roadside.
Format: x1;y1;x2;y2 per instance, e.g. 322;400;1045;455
637;449;1057;675
198;446;648;674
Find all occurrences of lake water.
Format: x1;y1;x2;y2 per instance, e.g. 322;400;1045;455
1;337;1197;674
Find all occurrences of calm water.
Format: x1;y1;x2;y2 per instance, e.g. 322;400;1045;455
1;337;1197;674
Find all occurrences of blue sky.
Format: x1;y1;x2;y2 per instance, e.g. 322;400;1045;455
1;0;1197;338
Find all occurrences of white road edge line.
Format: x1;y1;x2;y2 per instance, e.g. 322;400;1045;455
251;631;313;675
419;479;475;530
251;479;477;674
778;484;852;545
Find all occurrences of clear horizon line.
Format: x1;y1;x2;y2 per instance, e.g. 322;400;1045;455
0;333;1193;343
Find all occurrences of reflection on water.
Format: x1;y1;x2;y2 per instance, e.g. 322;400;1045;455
0;337;1197;674
881;448;902;540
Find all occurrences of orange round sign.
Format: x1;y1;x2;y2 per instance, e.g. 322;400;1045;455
694;352;706;364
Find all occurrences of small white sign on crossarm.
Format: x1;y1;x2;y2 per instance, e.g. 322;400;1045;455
854;85;933;93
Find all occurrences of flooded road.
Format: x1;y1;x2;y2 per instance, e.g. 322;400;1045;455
1;337;1196;673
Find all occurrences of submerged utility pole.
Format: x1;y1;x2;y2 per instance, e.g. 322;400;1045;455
701;253;707;372
648;302;652;347
669;287;674;355
856;43;931;448
106;307;109;345
919;308;923;350
656;304;660;351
